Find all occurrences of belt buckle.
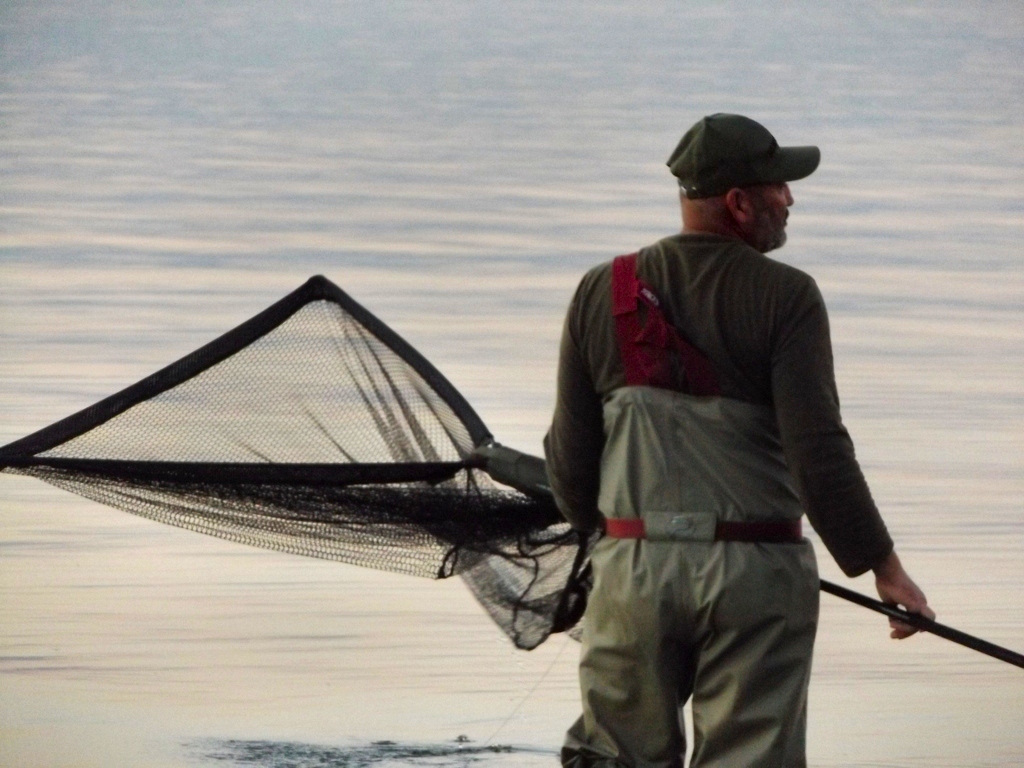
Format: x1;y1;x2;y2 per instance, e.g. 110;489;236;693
644;512;716;542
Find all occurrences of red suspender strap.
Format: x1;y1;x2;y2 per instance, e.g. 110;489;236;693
610;253;722;396
611;254;647;385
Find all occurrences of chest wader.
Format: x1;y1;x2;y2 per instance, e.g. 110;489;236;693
562;254;819;768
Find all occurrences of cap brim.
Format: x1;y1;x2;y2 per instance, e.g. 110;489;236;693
771;145;820;183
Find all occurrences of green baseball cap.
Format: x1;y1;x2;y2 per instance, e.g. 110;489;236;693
667;113;820;199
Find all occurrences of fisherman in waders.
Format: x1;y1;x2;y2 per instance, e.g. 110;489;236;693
545;114;935;768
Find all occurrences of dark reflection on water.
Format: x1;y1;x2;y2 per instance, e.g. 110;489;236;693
198;739;553;768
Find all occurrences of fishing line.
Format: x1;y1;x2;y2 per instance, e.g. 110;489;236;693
485;632;573;745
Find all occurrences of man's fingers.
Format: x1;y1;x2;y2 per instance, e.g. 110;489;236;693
889;617;918;639
887;607;918;638
873;551;934;641
886;601;935;639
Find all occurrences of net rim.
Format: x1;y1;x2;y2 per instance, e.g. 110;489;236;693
0;275;492;464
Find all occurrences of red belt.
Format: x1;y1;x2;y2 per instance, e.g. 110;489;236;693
605;517;802;543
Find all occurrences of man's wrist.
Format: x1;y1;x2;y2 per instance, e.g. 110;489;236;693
872;549;900;579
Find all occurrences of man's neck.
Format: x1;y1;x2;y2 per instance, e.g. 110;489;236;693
681;225;739;238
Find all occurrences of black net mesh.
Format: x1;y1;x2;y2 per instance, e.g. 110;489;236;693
1;277;587;650
36;299;473;464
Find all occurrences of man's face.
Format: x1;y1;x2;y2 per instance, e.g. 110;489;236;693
747;182;793;253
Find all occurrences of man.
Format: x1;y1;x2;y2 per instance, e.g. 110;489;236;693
545;114;934;768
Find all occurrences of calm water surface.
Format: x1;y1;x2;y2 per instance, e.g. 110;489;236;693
2;2;1022;766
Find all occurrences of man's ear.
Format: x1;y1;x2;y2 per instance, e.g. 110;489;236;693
724;187;755;225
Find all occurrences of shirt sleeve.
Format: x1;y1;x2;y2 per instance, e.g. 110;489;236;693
544;280;606;531
771;276;894;576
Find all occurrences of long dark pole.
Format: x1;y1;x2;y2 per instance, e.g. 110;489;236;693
819;579;1024;669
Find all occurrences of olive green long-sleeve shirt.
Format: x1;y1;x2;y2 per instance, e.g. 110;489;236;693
544;233;893;577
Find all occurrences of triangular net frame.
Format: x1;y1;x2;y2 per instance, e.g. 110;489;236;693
0;276;587;650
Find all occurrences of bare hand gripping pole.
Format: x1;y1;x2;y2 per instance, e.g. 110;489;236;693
818;579;1024;669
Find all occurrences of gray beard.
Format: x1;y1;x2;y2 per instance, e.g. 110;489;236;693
753;209;787;253
759;227;787;253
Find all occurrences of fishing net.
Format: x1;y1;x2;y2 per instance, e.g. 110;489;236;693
0;276;589;650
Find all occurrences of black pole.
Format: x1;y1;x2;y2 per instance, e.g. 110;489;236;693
819;579;1024;670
